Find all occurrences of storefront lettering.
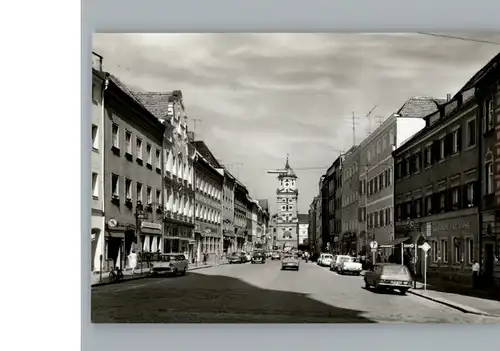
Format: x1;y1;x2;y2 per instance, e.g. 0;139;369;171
431;221;470;232
141;222;162;230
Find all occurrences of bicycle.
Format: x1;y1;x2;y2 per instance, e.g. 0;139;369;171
108;266;124;282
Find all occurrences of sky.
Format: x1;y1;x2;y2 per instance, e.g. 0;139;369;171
93;33;500;215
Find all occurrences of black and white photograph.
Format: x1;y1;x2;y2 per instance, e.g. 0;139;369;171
90;33;500;323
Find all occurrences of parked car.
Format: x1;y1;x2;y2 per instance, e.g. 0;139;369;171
149;253;188;276
228;252;246;264
338;257;363;275
251;251;266;264
281;254;300;271
330;255;351;271
364;263;413;295
271;251;281;260
317;253;334;267
241;251;252;262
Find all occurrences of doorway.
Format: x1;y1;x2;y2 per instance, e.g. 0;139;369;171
484;243;494;286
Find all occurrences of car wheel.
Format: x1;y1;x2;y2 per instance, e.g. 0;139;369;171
181;268;186;276
399;288;408;295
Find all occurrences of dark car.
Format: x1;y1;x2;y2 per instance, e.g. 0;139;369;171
251;251;266;264
228;252;245;264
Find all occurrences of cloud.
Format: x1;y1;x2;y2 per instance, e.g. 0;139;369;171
93;33;500;214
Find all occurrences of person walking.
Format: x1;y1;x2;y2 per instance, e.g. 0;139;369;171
128;250;138;274
472;260;480;289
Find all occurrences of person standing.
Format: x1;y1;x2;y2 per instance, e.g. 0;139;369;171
472;260;480;289
128;250;138;274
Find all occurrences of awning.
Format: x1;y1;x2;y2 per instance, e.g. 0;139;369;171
379;237;411;248
141;228;162;235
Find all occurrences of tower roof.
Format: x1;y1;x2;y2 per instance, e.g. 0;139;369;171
278;154;297;179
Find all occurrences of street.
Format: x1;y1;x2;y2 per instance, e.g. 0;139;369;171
91;260;500;323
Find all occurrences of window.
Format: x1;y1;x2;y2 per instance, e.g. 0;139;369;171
374;212;379;227
92;125;98;150
367;150;371;162
485;162;493;194
379;173;383;190
441;239;448;262
466;182;474;207
125;178;132;199
405;157;410;175
454;241;461;263
426;195;432;215
452;129;459;153
146;144;152;165
467;119;476;147
380;209;385;227
405;202;411;219
485;99;494;131
425;146;432;167
415;198;421;217
147;186;152;204
137;182;143;202
387;167;392;186
439;137;445;160
156;189;161;205
467;238;474;264
389;130;394;145
156;149;161;169
92;172;98;198
415;153;421;172
111;174;119;197
125;131;132;154
386;207;392;224
377;140;381;154
136;138;143;159
439;192;445;212
432;241;438;262
452;187;459;209
360;180;365;195
374;177;378;193
112;124;119;148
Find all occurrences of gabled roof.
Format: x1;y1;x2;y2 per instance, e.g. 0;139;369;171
132;91;184;121
257;199;269;211
454;51;500;96
396;96;446;118
192;140;222;169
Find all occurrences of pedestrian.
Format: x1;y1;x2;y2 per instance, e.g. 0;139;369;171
472;260;480;289
128;250;138;274
203;251;207;265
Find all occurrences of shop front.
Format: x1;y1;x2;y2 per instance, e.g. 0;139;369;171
223;229;235;254
480;211;500;287
102;218;134;271
341;232;357;255
91;214;105;272
140;222;163;253
194;221;221;261
164;219;195;261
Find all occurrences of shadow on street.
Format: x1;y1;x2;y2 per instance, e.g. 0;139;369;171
92;271;376;323
415;278;500;302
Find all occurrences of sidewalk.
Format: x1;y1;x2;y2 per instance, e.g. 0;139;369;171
91;256;228;287
409;280;500;317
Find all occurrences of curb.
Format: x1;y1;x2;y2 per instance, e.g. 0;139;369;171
91;262;228;288
408;290;499;317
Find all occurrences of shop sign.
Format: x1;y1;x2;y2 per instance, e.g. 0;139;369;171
431;221;470;232
141;222;162;230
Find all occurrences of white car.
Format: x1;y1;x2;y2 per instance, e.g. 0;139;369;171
317;253;334;267
149;253;189;276
330;255;352;271
241;251;252;262
338;257;363;275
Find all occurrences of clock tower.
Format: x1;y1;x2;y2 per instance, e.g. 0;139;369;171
274;156;299;251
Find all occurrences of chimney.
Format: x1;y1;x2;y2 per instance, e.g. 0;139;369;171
187;131;195;141
446;93;451;101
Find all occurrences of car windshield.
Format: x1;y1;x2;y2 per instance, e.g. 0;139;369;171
339;257;351;262
382;265;410;275
324;255;333;259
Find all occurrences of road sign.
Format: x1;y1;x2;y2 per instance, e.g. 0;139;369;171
369;241;378;249
419;242;431;252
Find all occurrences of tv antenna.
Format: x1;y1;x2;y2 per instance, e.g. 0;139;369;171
192;118;202;140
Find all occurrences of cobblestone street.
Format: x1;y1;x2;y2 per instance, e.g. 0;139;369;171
91;260;500;323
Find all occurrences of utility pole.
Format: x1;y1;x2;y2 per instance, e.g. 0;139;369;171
352;111;356;146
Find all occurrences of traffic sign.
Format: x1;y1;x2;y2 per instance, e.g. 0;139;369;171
369;241;378;249
371;248;377;253
419;242;431;252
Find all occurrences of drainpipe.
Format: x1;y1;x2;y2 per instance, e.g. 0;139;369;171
476;89;484;279
100;76;109;272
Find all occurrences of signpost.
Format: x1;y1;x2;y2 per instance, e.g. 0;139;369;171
419;242;431;291
369;241;378;264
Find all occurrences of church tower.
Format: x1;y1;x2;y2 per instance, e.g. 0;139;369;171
275;156;299;251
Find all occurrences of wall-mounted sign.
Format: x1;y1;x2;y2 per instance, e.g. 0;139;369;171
107;218;118;228
141;222;162;230
205;228;211;234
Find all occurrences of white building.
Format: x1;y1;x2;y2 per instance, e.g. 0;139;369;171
298;214;309;245
356;97;445;256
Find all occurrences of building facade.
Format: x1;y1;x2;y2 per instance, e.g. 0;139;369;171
222;168;237;253
393;91;480;283
234;181;250;251
258;199;271;248
308;197;317;254
98;74;166;272
359;97;443;258
341;146;361;255
135;91;196;261
91;56;105;272
324;155;344;254
298;214;309;246
465;53;500;287
193;151;223;261
275;157;299;250
315;192;323;254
